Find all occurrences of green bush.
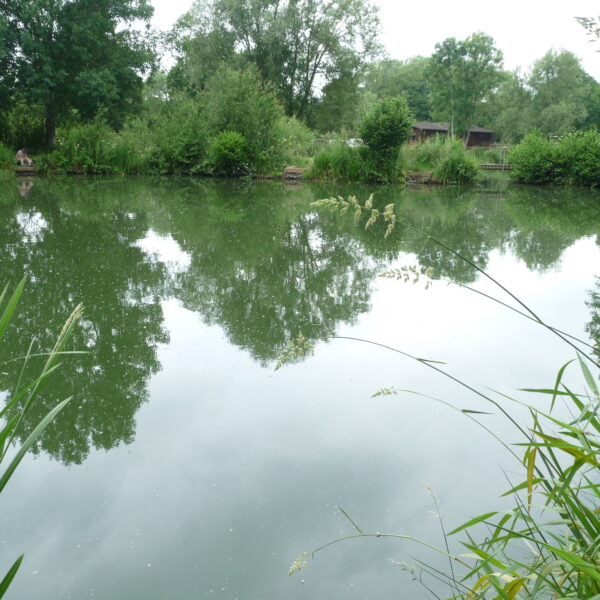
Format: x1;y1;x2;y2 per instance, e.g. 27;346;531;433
510;130;600;186
432;139;479;184
508;131;561;184
556;130;600;186
302;96;414;183
405;136;479;184
203;66;285;174
53;121;117;174
148;95;209;175
359;97;414;155
0;102;45;150
209;131;250;176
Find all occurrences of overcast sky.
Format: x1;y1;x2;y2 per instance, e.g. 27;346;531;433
151;0;600;80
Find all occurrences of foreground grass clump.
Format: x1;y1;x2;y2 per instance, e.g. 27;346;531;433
288;195;599;599
405;136;479;184
510;130;600;186
0;279;83;596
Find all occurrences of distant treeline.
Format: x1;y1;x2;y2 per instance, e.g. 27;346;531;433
1;0;599;183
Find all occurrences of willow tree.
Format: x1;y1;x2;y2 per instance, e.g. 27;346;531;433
173;0;381;118
0;0;155;148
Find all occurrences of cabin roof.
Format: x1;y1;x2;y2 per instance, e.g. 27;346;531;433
413;121;448;132
412;122;495;134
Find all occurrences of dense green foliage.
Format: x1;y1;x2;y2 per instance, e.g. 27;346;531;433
209;131;250;176
308;98;412;183
405;136;479;184
30;66;289;175
173;0;380;119
364;57;432;121
360;97;413;155
486;51;600;142
429;33;503;138
0;0;155;148
309;142;405;183
509;130;600;186
202;66;284;173
0;143;13;170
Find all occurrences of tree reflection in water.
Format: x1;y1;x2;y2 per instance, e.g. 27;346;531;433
0;176;598;464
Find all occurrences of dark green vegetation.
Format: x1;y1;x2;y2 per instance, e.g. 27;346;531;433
0;0;154;148
309;97;413;182
1;1;600;182
405;136;480;184
510;130;600;186
428;33;503;139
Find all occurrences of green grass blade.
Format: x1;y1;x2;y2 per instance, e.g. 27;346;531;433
449;511;499;536
0;554;23;598
578;353;599;397
0;398;71;495
0;278;25;341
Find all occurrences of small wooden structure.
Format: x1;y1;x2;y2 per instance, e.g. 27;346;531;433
479;163;511;171
466;126;495;148
410;123;495;148
410;122;448;143
15;165;36;175
282;166;307;181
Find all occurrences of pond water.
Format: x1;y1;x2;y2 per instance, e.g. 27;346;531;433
0;174;598;599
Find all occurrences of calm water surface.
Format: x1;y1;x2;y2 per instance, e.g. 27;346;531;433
0;174;598;599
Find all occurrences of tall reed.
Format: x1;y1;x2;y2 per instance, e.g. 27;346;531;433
0;279;83;596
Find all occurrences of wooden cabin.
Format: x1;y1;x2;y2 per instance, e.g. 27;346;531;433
410;122;495;147
466;126;495;148
410;122;449;143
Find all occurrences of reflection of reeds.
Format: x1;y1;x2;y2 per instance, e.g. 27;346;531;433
0;279;83;596
274;333;314;371
287;197;600;600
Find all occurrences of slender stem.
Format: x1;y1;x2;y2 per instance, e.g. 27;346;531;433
312;532;471;568
333;335;533;442
411;226;599;367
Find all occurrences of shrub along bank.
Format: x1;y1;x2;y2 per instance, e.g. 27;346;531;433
404;135;480;184
509;130;600;186
8;66;309;178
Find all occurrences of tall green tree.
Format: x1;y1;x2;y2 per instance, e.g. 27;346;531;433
429;33;503;138
485;70;533;143
364;57;432;120
528;50;596;136
0;0;155;148
174;0;381;118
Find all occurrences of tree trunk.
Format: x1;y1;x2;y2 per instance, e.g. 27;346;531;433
45;105;56;149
